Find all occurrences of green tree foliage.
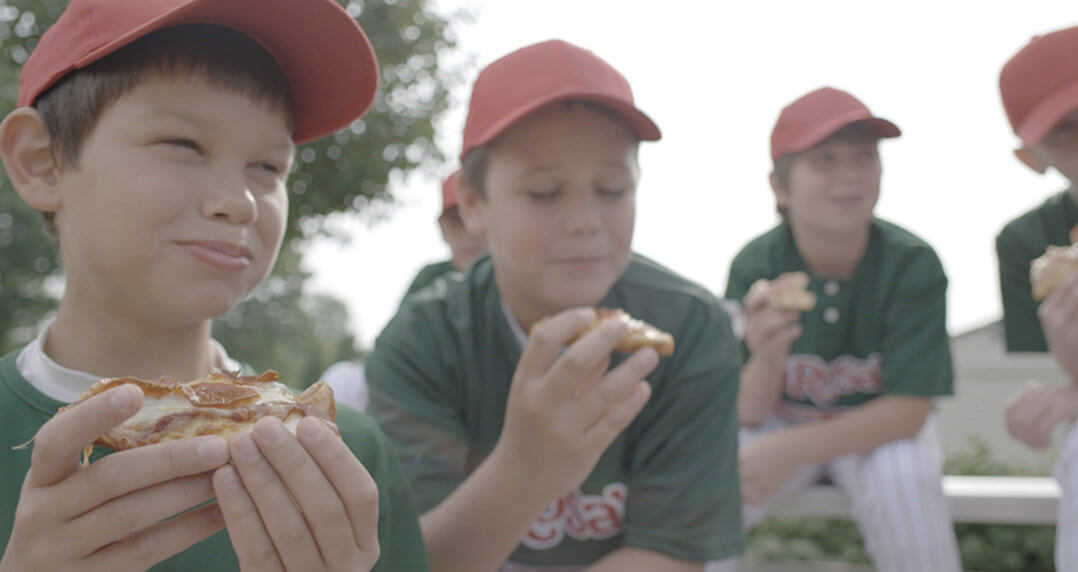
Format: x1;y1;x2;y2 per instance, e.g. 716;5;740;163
0;0;463;380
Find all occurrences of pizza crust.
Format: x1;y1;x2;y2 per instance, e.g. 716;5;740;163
532;308;675;357
60;370;336;452
768;271;817;312
1031;244;1078;301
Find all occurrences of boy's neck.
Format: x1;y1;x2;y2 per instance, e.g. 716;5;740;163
789;222;871;280
46;299;219;383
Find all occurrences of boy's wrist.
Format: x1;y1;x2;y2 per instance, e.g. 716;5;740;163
746;354;787;389
483;444;563;511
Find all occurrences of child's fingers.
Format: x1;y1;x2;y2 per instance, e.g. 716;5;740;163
213;465;285;572
72;473;217;555
230;431;323;571
1040;269;1078;324
515;307;596;380
579;348;657;424
28;384;143;488
545;318;628;396
253;417;370;567
65;436;229;515
745;279;771;312
581;380;651;452
89;501;224;571
295;417;381;565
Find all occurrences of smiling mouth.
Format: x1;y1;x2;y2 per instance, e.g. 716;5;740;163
179;241;252;272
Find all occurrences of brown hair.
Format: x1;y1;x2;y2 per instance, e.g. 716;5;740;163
33;23;294;237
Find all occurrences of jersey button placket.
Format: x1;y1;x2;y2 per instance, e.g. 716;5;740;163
822;281;841;325
823;306;841;324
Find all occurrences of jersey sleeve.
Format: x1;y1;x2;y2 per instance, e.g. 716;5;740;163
996;228;1049;352
724;248;768;359
365;303;471;514
619;298;745;561
336;406;432;572
879;247;954;397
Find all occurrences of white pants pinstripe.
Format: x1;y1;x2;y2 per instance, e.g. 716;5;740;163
1057;423;1078;572
708;414;961;572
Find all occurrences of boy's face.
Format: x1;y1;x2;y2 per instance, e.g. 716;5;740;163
51;75;293;324
1026;109;1078;182
460;103;639;322
438;207;487;272
777;137;881;235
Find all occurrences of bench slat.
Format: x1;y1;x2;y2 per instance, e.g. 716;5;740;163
767;476;1061;526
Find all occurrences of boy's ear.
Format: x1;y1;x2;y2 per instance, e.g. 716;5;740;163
0;108;62;212
769;171;789;210
455;175;487;235
1014;147;1049;175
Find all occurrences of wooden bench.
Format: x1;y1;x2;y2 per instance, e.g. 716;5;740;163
734;476;1061;571
768;475;1061;525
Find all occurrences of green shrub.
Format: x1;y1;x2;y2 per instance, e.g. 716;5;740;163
745;437;1056;571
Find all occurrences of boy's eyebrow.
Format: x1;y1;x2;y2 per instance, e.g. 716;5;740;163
139;108;295;151
521;160;633;174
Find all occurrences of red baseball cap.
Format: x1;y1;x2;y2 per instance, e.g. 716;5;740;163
460;39;660;161
770;87;900;162
440;170;460;216
1000;26;1078;147
17;0;379;144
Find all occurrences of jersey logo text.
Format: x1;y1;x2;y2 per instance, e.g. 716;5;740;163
521;482;627;550
786;353;883;407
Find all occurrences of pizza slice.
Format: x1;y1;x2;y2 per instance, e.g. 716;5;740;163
768;271;817;312
533;308;676;357
1031;244;1078;301
59;370;336;456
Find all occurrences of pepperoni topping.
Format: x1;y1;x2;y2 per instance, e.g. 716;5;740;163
181;382;259;407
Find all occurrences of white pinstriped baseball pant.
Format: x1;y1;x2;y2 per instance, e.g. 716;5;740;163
708;414;961;572
1057;423;1078;572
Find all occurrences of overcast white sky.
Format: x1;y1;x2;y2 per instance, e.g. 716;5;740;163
305;0;1078;348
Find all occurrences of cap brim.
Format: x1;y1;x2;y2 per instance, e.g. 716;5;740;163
782;110;901;159
1015;77;1078;147
463;89;661;159
73;0;378;144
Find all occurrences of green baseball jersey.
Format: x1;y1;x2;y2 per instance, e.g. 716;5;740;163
366;254;744;566
0;350;430;571
401;260;458;304
996;188;1078;352
725;219;953;416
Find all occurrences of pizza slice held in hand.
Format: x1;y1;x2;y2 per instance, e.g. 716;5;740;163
748;271;816;312
1031;244;1078;301
533;308;675;357
59;370;336;454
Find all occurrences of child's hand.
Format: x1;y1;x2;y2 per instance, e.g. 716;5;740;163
743;278;802;368
1039;268;1078;382
1005;380;1078;449
739;431;801;506
494;307;657;502
0;384;230;572
212;416;380;572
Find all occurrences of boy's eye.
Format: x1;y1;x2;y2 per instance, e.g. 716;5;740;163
258;162;284;175
159;138;202;153
526;189;559;200
597;187;627;198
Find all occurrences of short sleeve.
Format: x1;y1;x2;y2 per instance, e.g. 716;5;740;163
619;298;745;561
336;407;432;572
365;304;471;513
879;247;953;397
996;229;1048;352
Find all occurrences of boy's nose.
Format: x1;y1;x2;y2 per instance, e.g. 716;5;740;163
559;201;601;236
202;183;257;224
